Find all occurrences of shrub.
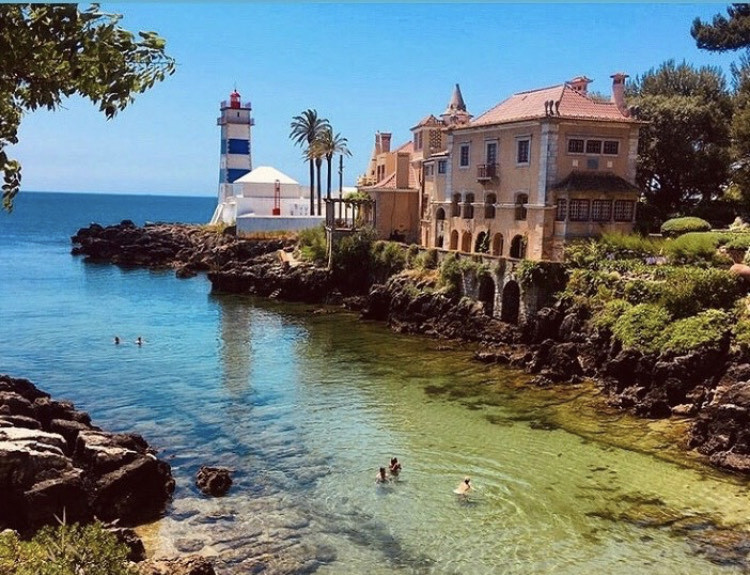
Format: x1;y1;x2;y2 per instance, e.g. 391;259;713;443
663;232;721;265
297;225;327;264
564;238;607;269
623;278;660;305
599;232;664;259
414;248;438;270
332;227;377;291
371;240;406;278
660;217;711;237
662;309;730;354
516;260;568;290
405;243;420;267
611;303;671;353
657;267;743;318
0;522;136;575
593;299;633;330
438;253;462;295
723;234;750;251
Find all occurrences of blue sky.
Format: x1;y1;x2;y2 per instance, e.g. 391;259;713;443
12;3;743;198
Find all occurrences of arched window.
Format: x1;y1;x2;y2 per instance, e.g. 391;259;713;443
510;235;526;259
449;230;459;250
484;193;496;219
515;193;528;221
436;207;446;220
474;231;489;253
461;231;472;253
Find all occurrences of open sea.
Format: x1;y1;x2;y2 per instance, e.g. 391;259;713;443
3;191;750;574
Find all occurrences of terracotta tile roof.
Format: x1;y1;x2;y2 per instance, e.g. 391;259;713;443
411;115;442;129
392;141;414;154
468;84;634;127
552;170;640;193
364;164;419;191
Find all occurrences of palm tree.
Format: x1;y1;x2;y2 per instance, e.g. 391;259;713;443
305;141;326;217
289;110;330;215
317;128;351;201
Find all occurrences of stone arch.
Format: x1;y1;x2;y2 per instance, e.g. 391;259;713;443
510;234;526;259
461;231;472;253
478;274;495;317
449;230;459;250
492;233;504;256
501;280;520;324
436;207;446;220
474;231;489;253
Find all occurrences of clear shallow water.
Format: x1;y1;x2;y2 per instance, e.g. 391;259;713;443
2;192;750;574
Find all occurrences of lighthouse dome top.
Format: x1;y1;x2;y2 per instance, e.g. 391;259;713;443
220;90;251;111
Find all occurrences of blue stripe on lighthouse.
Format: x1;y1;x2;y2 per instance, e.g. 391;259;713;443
227;139;249;155
227;168;250;183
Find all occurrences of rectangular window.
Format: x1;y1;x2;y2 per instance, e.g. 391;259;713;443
586;139;602;154
424;164;434;177
587;158;600;170
438;160;447;174
459;144;470;167
556;199;567;221
603;140;619;155
569;199;590;221
517;139;530;164
614;200;635;222
568;139;584;154
592;200;612;222
486;141;497;165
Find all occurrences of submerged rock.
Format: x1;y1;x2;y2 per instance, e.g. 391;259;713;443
195;465;233;497
137;555;216;575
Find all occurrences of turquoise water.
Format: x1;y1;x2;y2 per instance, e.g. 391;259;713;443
3;191;750;574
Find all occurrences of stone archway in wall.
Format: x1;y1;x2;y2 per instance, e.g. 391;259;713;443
501;280;520;324
492;233;504;256
510;235;526;259
461;231;472;253
478;274;495;317
449;230;459;250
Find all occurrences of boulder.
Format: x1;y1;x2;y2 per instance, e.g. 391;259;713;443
137;555;216;575
195;465;233;497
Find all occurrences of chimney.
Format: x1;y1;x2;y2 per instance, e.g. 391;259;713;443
379;132;392;154
395;153;410;189
567;76;592;94
611;72;629;115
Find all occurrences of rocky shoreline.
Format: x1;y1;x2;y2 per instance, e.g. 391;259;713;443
0;374;216;573
70;221;750;476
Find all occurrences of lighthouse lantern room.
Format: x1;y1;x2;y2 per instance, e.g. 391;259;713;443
217;90;254;203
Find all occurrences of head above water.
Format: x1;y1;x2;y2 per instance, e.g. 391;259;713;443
464;477;471;484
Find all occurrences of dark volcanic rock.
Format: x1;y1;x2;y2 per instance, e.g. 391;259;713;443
0;374;174;534
195;465;233;497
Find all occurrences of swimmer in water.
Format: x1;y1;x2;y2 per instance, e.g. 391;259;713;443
135;336;143;346
376;467;389;484
114;336;120;345
454;476;472;496
389;457;402;478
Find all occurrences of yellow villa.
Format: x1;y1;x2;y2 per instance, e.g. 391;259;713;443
418;74;645;261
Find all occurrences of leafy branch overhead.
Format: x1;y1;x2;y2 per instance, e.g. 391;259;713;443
0;3;176;211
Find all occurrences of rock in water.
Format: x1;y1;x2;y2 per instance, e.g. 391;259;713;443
195;466;233;497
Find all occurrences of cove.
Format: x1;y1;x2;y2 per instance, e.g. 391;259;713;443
126;294;750;574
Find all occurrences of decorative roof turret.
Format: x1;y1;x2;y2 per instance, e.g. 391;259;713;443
441;83;471;126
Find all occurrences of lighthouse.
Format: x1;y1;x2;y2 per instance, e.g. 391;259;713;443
217;89;254;203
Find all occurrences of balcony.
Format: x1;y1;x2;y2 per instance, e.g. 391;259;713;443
477;163;499;182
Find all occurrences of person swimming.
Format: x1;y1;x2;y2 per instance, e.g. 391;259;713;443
454;476;472;495
376;467;389;484
389;457;402;477
114;336;120;345
135;336;143;346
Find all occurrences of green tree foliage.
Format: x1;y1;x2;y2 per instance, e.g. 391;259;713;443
290;109;330;216
0;522;136;575
691;4;750;52
660;216;712;237
0;4;175;212
627;60;733;216
316;128;351;200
